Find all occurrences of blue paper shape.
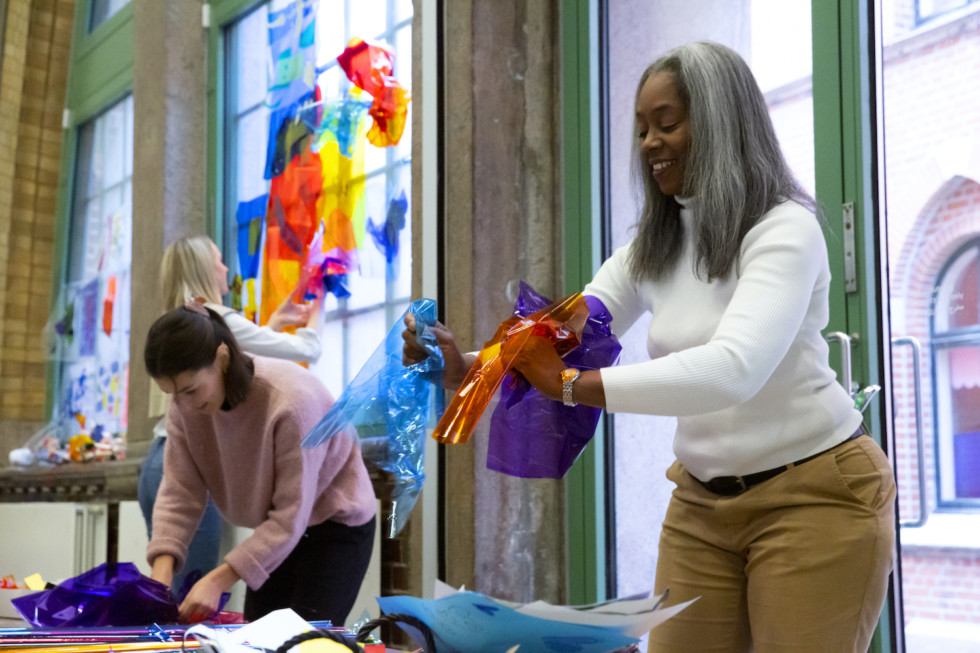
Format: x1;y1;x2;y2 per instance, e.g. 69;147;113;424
314;94;371;158
376;592;638;653
77;279;99;357
302;298;444;536
266;0;318;109
236;194;268;280
264;90;318;180
367;190;408;263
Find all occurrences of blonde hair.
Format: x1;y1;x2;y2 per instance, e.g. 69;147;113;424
160;235;223;310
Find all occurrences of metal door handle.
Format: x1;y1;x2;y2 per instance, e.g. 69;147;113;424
892;336;927;528
826;331;855;396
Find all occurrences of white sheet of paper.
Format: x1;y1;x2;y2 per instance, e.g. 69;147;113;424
432;580;697;639
516;597;698;637
183;624;256;653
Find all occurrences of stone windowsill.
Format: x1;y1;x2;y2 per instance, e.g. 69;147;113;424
900;511;980;553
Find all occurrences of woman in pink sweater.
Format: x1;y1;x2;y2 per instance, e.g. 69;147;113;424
143;302;377;624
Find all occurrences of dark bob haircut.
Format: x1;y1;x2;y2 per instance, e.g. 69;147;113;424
143;305;255;409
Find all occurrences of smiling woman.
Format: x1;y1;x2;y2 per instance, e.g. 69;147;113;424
635;71;689;198
141;305;377;626
402;40;895;652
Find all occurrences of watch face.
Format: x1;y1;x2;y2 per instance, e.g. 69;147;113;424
561;368;580;382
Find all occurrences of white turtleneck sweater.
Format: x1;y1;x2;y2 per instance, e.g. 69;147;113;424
584;199;862;480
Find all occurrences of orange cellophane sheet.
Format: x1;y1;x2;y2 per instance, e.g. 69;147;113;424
431;292;589;445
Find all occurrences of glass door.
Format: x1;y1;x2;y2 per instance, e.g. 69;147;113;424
876;0;980;649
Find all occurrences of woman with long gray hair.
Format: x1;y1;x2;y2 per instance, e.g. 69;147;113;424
403;41;895;651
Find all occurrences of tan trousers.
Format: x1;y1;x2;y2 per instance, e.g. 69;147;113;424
648;435;896;653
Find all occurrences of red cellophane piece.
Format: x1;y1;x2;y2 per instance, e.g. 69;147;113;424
432;292;589;445
337;37;411;147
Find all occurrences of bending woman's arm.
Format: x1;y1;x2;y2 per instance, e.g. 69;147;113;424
146;411;210;577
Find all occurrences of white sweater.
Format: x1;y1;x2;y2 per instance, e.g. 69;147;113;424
584;199;862;480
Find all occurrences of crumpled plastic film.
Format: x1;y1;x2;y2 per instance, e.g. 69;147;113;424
336;37;411;147
487;282;622;478
12;562;178;628
431;291;590;445
302;298;444;537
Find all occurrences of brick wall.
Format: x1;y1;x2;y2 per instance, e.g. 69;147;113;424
0;0;74;450
901;552;980;624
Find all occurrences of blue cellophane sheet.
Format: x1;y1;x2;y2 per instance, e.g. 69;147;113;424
12;562;178;628
487;281;621;478
302;298;444;536
376;591;637;653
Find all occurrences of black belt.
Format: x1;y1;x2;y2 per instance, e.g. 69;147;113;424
694;424;868;496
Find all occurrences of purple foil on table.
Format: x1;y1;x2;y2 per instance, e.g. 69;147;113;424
487;281;621;478
12;562;179;628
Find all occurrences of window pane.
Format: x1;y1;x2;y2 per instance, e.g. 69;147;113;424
345;308;389;378
235;6;272;111
364;137;388;172
102;104;127;188
936;346;980;500
317;4;346;64
90;0;130;32
224;0;413;391
236;108;271;201
919;0;971;23
935;246;979;331
57;96;134;440
351;1;387;41
395;0;413;23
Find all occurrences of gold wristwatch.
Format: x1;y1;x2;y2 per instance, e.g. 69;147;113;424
561;368;581;407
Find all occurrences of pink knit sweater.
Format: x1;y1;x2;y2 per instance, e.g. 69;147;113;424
147;356;376;590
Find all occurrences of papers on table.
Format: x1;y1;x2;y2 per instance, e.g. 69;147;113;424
184;609;351;653
376;580;697;653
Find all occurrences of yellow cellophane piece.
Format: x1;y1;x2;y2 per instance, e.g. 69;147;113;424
432;292;589;445
23;573;45;590
317;94;368;257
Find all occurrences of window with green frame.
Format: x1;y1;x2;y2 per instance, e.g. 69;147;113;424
916;0;980;24
53;97;134;437
48;0;134;441
222;0;413;398
89;0;130;32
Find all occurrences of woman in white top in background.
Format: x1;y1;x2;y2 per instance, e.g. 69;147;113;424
138;235;322;596
404;41;896;652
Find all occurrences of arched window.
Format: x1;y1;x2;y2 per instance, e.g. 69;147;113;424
931;237;980;507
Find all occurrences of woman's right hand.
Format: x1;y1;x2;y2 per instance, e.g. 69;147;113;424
402;312;473;390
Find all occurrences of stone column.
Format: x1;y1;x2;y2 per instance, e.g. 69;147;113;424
129;0;207;448
442;0;564;603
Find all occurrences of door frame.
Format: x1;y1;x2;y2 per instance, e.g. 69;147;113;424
813;0;898;649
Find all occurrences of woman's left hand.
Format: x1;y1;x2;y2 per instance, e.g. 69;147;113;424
267;299;313;332
178;563;240;623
